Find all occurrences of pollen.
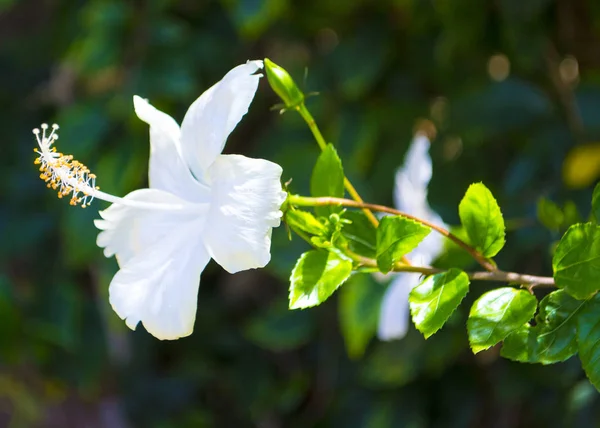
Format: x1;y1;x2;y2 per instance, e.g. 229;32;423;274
33;123;99;207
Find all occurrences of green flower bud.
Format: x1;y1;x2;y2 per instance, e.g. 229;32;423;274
264;58;304;109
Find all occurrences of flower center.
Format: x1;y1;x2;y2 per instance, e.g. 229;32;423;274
33;123;99;207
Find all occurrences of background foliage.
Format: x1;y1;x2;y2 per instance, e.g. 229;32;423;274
2;0;600;426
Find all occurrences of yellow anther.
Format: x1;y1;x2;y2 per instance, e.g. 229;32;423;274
34;123;98;208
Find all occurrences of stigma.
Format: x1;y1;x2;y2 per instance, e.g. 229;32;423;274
33;123;99;207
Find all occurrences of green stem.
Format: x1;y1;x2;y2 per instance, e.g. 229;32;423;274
295;103;381;229
297;103;327;151
288;194;497;272
291;225;315;247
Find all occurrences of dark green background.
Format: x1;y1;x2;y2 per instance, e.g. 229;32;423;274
1;0;600;426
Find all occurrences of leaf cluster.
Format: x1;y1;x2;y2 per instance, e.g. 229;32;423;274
287;145;600;392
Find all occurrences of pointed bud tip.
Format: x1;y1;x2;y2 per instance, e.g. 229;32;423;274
264;58;305;109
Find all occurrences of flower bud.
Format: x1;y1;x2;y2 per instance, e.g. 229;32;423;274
264;58;304;109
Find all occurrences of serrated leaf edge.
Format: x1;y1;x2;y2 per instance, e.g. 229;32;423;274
409;269;470;339
288;251;353;310
467;288;537;354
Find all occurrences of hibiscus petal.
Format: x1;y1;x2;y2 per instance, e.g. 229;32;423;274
203;154;286;273
377;134;448;341
398;134;433;191
180;60;263;178
394;133;433;216
108;219;209;340
377;273;421;341
95;189;208;266
133;96;210;202
393;133;448;264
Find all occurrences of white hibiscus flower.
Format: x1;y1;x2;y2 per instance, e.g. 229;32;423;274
377;133;447;341
34;60;287;340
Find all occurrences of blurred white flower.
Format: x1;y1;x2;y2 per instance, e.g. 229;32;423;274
34;61;287;340
377;133;447;341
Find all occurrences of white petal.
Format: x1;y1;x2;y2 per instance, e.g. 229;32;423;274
393;133;448;264
179;60;264;178
133;96;210;202
95;189;208;266
377;274;421;341
394;171;429;218
398;134;432;192
202;154;286;273
108;219;209;340
394;133;433;216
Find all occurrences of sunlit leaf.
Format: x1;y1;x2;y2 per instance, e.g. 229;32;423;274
409;269;469;339
501;290;586;364
553;223;600;299
311;143;345;217
467;288;537;353
289;250;352;309
458;182;505;258
285;210;327;236
376;216;430;274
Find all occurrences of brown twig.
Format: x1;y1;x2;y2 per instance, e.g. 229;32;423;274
345;249;554;287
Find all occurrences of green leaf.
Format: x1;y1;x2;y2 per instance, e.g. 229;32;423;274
576;294;600;391
340;211;377;259
338;275;385;359
537;198;564;231
458;182;506;258
593;182;600;222
467;288;537;354
289;250;353;309
552;223;600;299
409;269;470;339
311;143;344;217
376;216;431;274
285;209;327;236
501;290;586;364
